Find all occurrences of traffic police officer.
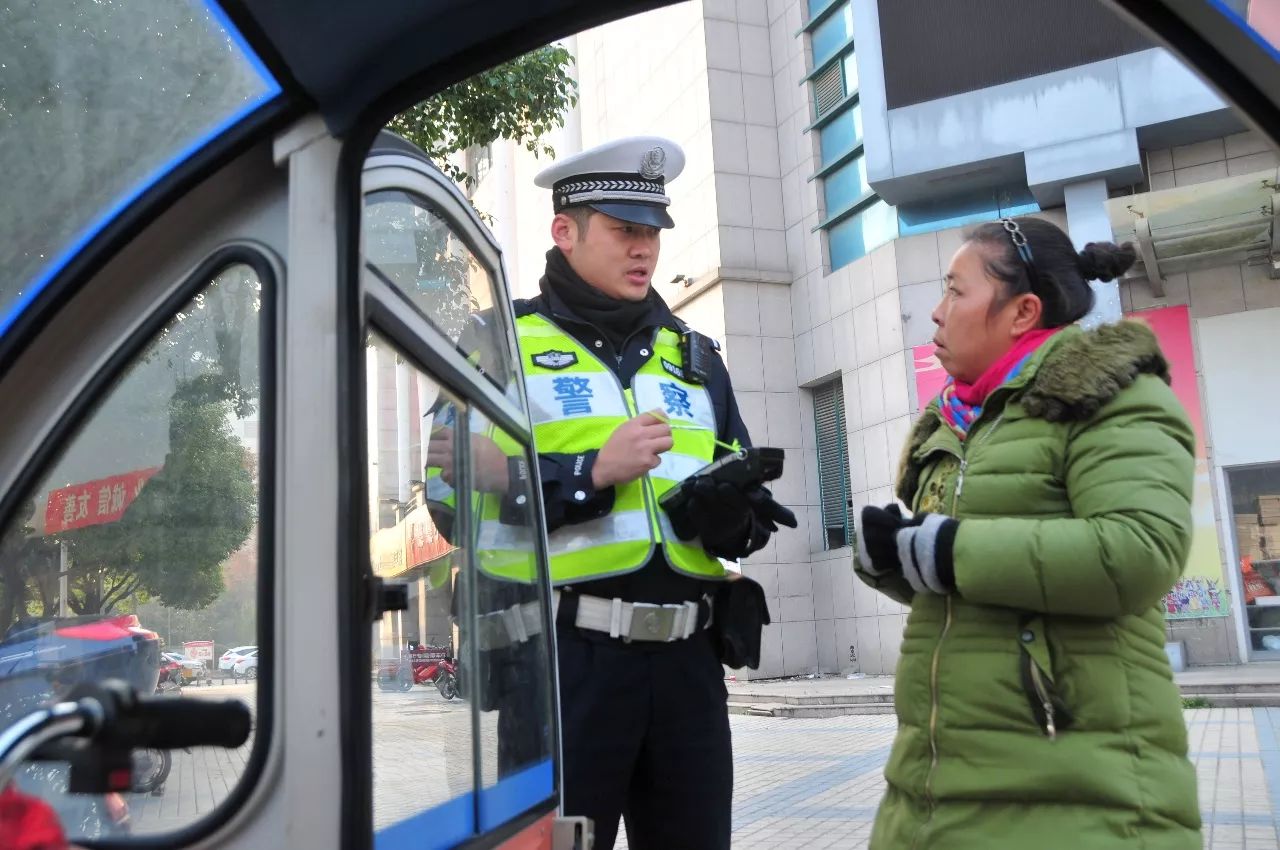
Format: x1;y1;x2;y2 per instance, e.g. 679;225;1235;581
427;135;795;848
519;136;794;849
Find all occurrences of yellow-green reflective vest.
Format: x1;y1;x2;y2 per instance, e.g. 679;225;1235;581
513;313;725;584
424;407;539;584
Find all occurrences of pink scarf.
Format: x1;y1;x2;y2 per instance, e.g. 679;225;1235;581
939;328;1059;439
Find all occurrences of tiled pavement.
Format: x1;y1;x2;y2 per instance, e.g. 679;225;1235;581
369;683;499;831
1193;708;1280;849
49;687;1280;848
617;709;1280;849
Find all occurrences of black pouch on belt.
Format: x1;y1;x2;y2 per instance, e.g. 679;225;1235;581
711;575;772;669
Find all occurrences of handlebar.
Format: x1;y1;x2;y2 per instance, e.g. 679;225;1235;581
0;698;103;789
117;695;251;750
0;679;251;791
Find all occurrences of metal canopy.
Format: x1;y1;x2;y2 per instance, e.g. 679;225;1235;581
220;0;680;133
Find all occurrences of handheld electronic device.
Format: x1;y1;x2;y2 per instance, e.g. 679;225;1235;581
658;447;785;513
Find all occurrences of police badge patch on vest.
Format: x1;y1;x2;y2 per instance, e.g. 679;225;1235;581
660;358;686;380
532;350;578;370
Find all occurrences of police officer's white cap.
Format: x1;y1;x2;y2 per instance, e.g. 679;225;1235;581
534;136;685;230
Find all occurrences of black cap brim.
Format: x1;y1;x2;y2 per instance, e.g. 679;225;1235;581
586;202;674;229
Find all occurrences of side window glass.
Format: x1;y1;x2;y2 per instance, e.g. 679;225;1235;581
367;333;556;844
466;419;556;829
0;262;266;841
364;191;515;394
368;334;475;845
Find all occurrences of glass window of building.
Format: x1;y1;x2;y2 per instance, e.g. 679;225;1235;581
804;1;895;271
1226;464;1280;655
813;380;851;550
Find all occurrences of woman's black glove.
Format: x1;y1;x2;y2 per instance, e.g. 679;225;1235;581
667;477;797;560
853;504;959;595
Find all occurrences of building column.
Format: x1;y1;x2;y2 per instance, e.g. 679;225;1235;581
1064;178;1122;329
366;346;381;530
418;575;428;647
395;357;412;504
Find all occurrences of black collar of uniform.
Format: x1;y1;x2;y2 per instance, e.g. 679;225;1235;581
536;248;682;343
540;285;680;333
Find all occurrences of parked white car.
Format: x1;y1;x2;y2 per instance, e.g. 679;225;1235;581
232;648;259;679
219;645;256;671
163;652;206;672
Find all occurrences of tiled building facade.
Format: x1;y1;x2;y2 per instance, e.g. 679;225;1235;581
473;0;1280;676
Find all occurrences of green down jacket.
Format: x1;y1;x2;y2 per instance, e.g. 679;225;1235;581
860;321;1200;850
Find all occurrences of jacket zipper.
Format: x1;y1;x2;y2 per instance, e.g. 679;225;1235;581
971;407;1059;738
1027;661;1057;739
913;447;963;842
632;330;667;537
570;325;662;548
976;411;1006;445
920;593;953;821
617;375;663;537
914;402;1011;838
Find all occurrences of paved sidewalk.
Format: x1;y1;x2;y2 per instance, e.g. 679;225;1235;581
614;708;1278;850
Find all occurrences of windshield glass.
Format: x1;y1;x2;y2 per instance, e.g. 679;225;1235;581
0;0;278;337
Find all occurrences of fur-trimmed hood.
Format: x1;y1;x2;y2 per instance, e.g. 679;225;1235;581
1019;320;1170;422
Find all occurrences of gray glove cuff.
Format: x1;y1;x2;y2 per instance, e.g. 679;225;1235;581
896;513;953;594
853;506;883;576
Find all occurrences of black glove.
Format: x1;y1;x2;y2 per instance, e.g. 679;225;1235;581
666;477;799;560
742;484;797;553
745;484;797;529
853;504;959;595
666;476;753;558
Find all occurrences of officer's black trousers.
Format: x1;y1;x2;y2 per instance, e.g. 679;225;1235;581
556;623;732;850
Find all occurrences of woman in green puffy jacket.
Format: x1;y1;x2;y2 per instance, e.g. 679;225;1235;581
853;216;1201;849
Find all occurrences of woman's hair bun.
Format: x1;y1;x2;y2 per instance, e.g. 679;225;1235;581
1077;241;1138;283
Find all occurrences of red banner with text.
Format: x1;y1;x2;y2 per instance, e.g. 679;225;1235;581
44;467;162;534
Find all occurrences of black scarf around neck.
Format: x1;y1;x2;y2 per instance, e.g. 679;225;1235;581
540;248;662;348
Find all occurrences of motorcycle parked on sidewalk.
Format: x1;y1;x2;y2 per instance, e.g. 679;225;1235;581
131;747;172;796
376;645;458;700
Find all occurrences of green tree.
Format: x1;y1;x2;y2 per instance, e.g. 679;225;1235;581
385;44;578;189
54;390;255;615
134;537;257;652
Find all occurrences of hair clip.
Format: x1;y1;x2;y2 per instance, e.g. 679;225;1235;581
1000;217;1036;271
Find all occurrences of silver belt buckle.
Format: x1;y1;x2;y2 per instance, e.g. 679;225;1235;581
627;602;678;642
622;601;686;640
476;612;509;651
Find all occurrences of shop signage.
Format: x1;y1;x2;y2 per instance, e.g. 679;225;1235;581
44;466;162;534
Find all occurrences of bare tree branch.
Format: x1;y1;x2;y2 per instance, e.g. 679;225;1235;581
101;574;142;613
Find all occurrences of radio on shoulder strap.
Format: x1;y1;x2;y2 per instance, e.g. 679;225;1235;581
679;330;720;385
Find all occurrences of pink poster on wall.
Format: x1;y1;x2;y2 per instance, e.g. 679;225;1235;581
910;306;1228;618
911;342;946;412
1131;305;1206;447
1128;306;1226;618
912;306;1202;432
